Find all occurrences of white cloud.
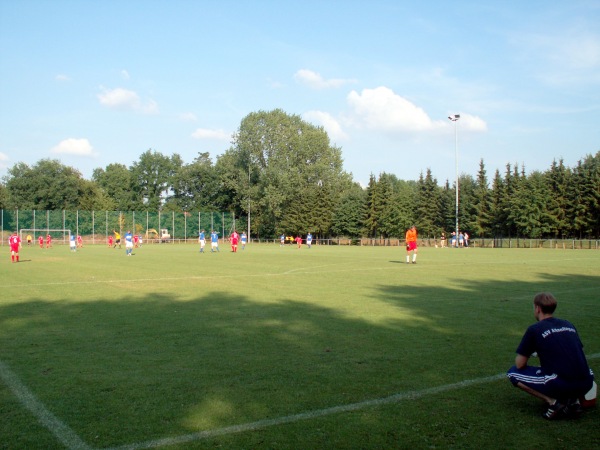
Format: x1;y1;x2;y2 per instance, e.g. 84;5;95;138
452;114;488;132
50;138;97;157
347;86;439;132
303;111;348;141
294;69;357;89
55;74;71;82
191;128;230;141
121;69;130;80
179;112;198;122
345;86;487;134
0;152;9;168
97;87;159;114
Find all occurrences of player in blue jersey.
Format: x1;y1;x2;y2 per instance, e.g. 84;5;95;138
199;230;206;253
125;230;133;256
241;232;247;250
507;292;594;419
69;234;77;252
210;230;220;252
306;232;313;249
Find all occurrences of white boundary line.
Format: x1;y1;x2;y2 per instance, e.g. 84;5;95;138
105;352;600;450
0;359;92;450
3;354;599;450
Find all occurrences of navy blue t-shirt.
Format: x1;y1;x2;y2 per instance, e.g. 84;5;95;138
516;317;590;381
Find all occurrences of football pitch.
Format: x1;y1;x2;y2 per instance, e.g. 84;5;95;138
1;243;598;449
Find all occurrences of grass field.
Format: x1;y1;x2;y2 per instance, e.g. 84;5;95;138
1;242;599;449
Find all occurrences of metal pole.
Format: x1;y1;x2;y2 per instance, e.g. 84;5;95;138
455;119;459;241
448;114;460;244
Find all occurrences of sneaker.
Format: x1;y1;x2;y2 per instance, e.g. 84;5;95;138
563;398;584;418
543;401;565;420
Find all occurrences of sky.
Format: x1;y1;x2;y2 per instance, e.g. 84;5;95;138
1;1;599;187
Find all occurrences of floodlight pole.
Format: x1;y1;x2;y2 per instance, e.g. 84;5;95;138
247;165;251;244
448;114;460;244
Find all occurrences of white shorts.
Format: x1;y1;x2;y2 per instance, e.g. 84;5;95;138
126;241;133;249
211;241;218;248
200;239;206;248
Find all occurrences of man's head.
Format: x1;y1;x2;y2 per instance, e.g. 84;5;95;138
533;292;557;318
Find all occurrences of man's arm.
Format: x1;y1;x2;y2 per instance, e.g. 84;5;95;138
515;353;529;369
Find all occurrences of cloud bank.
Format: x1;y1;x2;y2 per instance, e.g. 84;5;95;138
50;138;97;157
97;87;158;114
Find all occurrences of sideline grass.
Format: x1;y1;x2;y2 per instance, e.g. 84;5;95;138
1;243;599;449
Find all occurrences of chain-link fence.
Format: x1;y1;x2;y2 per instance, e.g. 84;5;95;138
1;210;247;244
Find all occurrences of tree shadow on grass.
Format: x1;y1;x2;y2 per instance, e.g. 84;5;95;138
0;272;599;448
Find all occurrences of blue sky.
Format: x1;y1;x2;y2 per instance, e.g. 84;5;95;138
1;1;599;187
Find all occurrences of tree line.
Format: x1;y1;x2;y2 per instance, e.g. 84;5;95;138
1;109;599;239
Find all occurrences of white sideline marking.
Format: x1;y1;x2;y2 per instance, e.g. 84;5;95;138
0;359;91;450
106;352;600;450
3;354;599;449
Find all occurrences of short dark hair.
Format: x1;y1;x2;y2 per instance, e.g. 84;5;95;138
533;292;557;314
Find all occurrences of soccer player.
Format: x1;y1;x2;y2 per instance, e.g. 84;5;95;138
440;232;446;248
125;230;133;256
108;235;113;247
280;234;285;246
199;229;206;253
230;230;239;252
306;232;313;249
210;230;220;252
77;235;83;248
9;231;21;262
133;234;139;248
38;235;44;248
405;225;417;264
113;230;121;249
295;235;303;249
69;234;77;252
26;234;33;246
507;292;594;419
241;232;247;250
46;234;52;248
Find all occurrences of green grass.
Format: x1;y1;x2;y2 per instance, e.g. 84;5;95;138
1;243;599;449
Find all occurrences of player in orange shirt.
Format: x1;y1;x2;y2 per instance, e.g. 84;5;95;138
405;225;418;264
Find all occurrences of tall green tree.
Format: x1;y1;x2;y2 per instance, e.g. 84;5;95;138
130;149;183;211
171;152;221;211
471;159;492;237
331;182;366;237
458;174;476;236
415;169;440;238
221;109;347;237
545;158;571;238
439;179;455;235
568;152;600;238
509;171;553;238
4;159;84;210
489;169;504;237
92;163;134;210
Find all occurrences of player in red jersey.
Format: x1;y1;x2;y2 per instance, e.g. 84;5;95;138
9;231;22;262
77;235;83;248
38;235;44;248
46;234;52;248
230;230;239;252
295;235;303;249
108;235;113;247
